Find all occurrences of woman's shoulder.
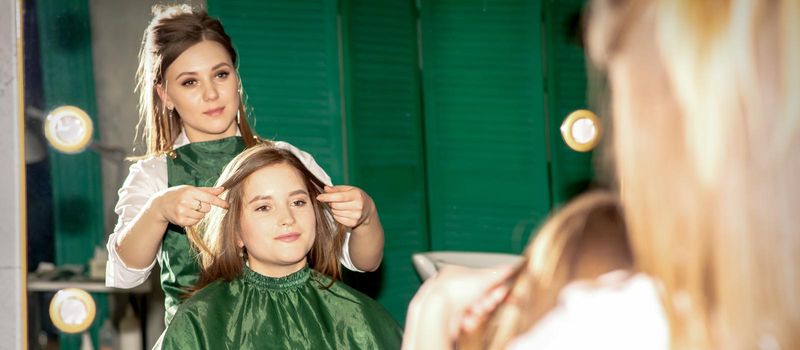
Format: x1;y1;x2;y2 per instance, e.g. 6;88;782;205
176;280;232;312
310;271;392;313
117;155;168;194
308;271;402;340
508;271;669;350
127;154;167;174
311;272;369;301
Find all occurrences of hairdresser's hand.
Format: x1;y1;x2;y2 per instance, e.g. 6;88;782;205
402;265;513;350
316;185;376;229
152;185;228;227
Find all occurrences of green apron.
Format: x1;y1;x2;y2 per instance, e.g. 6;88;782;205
160;136;245;325
161;265;402;349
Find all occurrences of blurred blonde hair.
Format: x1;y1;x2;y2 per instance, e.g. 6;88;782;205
587;0;800;348
459;191;632;349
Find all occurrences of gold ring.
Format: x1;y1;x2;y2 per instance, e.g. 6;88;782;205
195;200;202;211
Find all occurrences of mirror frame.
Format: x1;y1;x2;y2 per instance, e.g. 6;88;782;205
13;0;29;347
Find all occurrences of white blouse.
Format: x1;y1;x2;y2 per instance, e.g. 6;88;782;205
105;132;358;289
508;271;669;350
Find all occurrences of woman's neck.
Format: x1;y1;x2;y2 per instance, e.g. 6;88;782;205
183;124;239;143
247;258;308;278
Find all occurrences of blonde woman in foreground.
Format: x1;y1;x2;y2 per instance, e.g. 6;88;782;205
403;0;800;349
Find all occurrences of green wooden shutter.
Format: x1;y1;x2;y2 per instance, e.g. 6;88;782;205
209;0;345;182
341;0;427;324
544;0;594;206
420;0;550;253
37;1;108;348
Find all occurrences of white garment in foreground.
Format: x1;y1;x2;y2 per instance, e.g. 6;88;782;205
106;132;359;289
508;271;668;350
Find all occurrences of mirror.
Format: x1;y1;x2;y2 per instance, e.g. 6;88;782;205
24;1;164;349
20;1;599;348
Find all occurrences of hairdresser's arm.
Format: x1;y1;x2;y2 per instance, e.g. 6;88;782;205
317;186;385;271
106;159;226;288
115;185;227;267
403;266;512;350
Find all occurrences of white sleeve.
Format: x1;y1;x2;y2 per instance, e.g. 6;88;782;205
507;273;668;350
105;157;167;288
273;141;362;272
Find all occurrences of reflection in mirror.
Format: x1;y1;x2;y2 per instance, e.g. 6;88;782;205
24;1;167;349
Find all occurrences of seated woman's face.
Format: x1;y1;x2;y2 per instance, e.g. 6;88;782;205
237;162;317;277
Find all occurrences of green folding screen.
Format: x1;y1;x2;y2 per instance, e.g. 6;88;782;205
340;0;429;324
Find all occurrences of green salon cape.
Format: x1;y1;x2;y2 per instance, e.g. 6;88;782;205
161;266;403;349
160;136;245;325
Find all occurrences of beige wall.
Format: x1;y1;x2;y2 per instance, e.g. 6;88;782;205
0;0;24;347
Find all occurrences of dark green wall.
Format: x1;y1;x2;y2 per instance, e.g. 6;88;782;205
420;0;551;254
340;0;429;323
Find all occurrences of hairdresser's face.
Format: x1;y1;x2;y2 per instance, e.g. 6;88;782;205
159;40;239;142
237;162;317;278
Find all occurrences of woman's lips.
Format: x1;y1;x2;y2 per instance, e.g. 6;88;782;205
203;107;225;116
274;232;301;242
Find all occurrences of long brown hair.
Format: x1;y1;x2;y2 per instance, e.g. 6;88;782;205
460;191;632;349
586;0;800;348
187;143;346;291
135;4;258;157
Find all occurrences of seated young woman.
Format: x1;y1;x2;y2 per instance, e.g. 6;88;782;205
161;142;401;349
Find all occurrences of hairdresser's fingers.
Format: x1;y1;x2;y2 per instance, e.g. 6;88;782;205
330;210;360;227
195;201;211;214
178;199;205;219
316;185;361;203
196;187;229;208
460;284;511;333
328;201;363;211
171;204;204;227
434;265;514;312
331;209;360;219
198;186;226;196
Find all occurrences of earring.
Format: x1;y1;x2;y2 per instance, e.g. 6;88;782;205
236;108;241;125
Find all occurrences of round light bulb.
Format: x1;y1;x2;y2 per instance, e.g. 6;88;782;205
44;105;94;154
49;288;96;334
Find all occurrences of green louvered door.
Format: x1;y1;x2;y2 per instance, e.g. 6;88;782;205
209;1;346;182
420;0;551;253
341;0;427;324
